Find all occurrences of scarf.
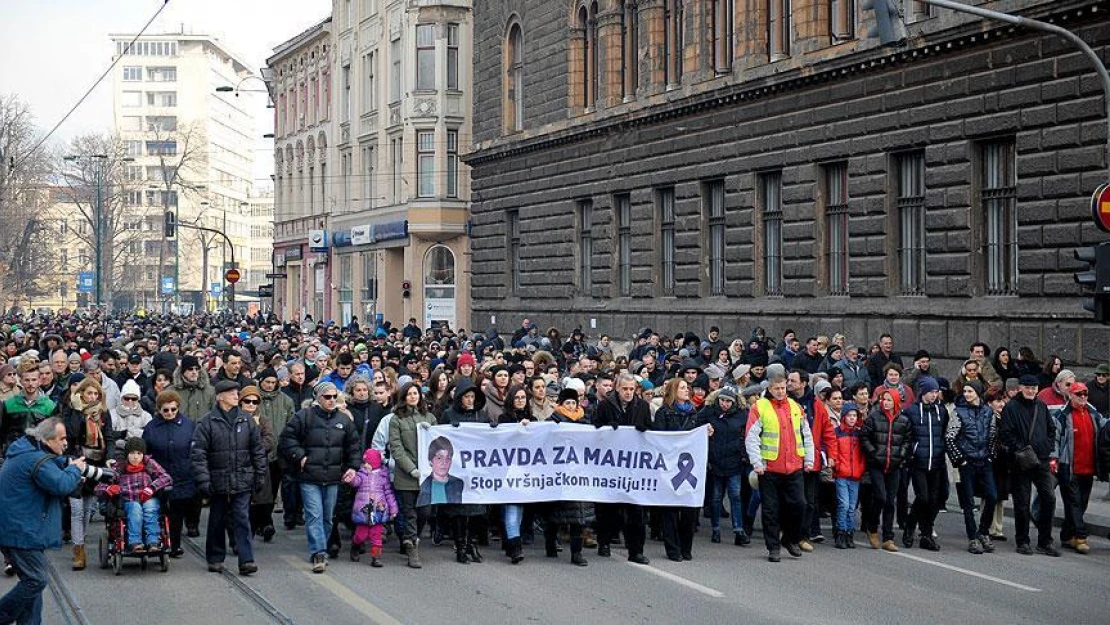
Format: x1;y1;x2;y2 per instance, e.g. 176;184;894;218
126;461;146;473
84;410;103;448
554;404;585;422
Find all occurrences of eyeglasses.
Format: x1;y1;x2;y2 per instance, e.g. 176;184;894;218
161;407;178;414
321;394;338;400
241;398;260;405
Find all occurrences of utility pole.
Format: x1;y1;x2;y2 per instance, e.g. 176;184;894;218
94;157;103;308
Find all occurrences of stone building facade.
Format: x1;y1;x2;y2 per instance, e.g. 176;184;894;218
466;0;1110;364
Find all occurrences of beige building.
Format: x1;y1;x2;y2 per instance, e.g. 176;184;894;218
269;0;472;329
109;30;270;311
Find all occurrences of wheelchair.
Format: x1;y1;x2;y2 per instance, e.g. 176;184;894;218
96;492;172;575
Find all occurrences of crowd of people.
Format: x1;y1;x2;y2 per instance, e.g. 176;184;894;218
0;309;1108;610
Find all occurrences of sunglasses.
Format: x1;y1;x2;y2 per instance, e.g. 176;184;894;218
241;398;260;405
321;394;338;400
161;407;178;414
122;397;139;402
1074;392;1089;397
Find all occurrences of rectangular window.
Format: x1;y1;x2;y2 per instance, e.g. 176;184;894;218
390;136;403;203
508;210;522;293
761;172;784;296
123;140;143;157
579;200;593;294
121;116;142;131
362;144;375;209
339;255;353;305
125;190;143;206
362;253;379;302
768;0;792;59
147;91;176;107
416;24;437;91
146;140;177;156
446;130;459;198
905;0;934;22
147;66;176;82
896;151;927;295
125;165;143;182
711;0;734;74
146;116;177;132
705;180;727;296
390;38;402;103
121;91;142;107
830;0;855;42
341;64;351;123
657;187;676;296
340;151;352;208
123;66;142;81
447;24;460;90
363;52;376;113
825;162;850;295
417;131;435;198
981;140;1018;295
615;193;632;296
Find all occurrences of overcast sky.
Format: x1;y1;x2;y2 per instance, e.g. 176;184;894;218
0;0;331;188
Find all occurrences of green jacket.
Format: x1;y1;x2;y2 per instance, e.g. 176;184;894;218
388;409;436;491
0;392;57;449
259;388;294;462
171;367;215;421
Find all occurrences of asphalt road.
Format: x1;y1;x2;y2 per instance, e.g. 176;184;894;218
16;506;1110;625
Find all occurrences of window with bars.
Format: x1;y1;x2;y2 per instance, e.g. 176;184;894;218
768;0;792;60
579;200;593;294
416;24;436;91
830;0;855;42
656;188;676;296
705;180;726;295
615;194;632;296
417;131;435;198
825;163;850;295
508;210;522;293
896;151;927;295
981;140;1018;295
761;172;784;295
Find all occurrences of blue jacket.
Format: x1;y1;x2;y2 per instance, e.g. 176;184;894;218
1054;403;1105;469
322;364;373;393
143;414;197;499
0;436;83;550
904;401;949;471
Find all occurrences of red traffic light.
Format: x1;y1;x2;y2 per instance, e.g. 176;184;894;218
1091;184;1110;233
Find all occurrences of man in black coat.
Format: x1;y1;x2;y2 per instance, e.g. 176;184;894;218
591;373;652;565
1000;375;1059;556
191;380;266;576
278;381;360;573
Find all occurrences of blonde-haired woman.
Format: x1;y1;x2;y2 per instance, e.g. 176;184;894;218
63;377;115;570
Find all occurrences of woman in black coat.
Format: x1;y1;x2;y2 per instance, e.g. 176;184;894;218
143;390;197;556
546;387;594;566
439;378;490;564
496;385;532;564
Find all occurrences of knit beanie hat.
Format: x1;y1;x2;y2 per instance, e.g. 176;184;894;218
314;381;338;397
181;354;201;371
917;376;940;395
121;379;142;399
456;351;477;368
124;437;146;455
363;448;382;469
258;367;279;383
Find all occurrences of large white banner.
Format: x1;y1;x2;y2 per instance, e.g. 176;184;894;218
415;422;708;507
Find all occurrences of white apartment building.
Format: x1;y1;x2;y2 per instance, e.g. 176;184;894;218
269;0;472;329
109;31;269;311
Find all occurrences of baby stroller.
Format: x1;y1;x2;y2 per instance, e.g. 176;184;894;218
96;490;172;575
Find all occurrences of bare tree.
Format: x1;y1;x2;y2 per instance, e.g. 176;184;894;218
0;95;59;309
56;133;147;309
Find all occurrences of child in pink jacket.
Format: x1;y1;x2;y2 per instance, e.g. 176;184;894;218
344;448;398;567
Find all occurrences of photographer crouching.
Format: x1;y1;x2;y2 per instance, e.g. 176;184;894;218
0;417;114;624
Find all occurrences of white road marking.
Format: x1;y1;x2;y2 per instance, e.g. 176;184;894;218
886;551;1042;592
613;550;725;597
280;555;405;624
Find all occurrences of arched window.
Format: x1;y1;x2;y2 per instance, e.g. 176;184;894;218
505;22;524;132
425;245;456;286
665;0;685;87
423;245;457;330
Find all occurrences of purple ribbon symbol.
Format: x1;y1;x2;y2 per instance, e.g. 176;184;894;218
670;453;698;491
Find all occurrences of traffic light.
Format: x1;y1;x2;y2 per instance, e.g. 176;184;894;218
163;211;176;239
401;280;411;298
1074;242;1110;323
864;0;907;47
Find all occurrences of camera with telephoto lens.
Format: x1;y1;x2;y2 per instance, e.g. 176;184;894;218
80;465;116;483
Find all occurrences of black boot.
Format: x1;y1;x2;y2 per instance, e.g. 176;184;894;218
467;539;484;563
453;517;470;564
570;533;584;565
350;541;361;562
509;537;524;564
